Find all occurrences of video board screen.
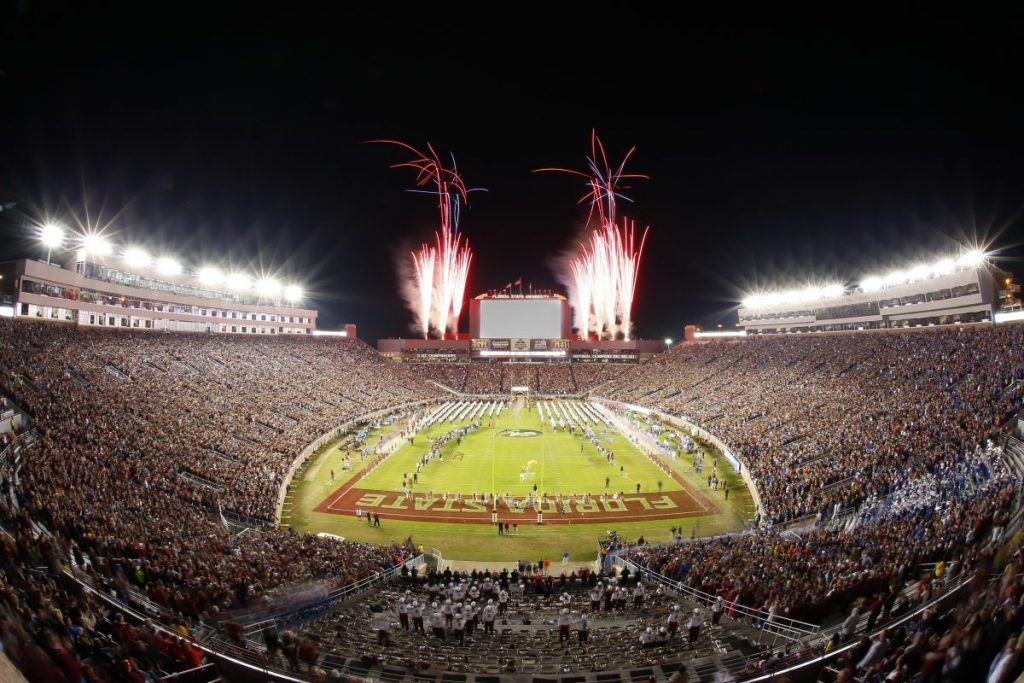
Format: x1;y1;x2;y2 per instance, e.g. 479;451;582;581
478;299;562;339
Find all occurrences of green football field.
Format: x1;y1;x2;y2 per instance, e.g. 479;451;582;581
282;400;754;563
358;401;684;497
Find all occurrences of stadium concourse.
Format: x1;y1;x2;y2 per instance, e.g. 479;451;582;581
0;321;1023;682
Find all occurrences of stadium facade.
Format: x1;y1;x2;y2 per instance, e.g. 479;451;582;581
0;257;318;335
738;262;1015;333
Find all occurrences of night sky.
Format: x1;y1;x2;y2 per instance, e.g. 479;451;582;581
2;4;1023;341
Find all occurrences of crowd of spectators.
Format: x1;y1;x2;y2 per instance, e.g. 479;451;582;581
404;364;468;392
597;327;1024;678
0;320;430;678
462;364;503;394
0;513;210;682
816;543;1024;683
1;320;1023;681
537;365;575;395
0;320;438;520
628;478;1013;623
406;361;628;396
597;327;1024;525
569;363;629;391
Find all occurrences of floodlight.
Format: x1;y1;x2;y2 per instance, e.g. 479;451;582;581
122;248;151;269
80;233;112;257
932;259;955;276
226;272;251;290
198;266;224;286
156;256;182;276
284;284;303;302
40;223;65;249
957;249;986;268
257;277;281;297
908;264;931;281
861;277;883;292
883;270;906;286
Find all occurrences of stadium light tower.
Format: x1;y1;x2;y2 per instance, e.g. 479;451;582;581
664;337;672;348
39;223;65;264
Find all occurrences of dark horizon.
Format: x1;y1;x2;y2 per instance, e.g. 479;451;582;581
2;5;1023;342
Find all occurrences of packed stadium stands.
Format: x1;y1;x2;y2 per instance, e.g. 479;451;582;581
410;362;628;396
1;319;1023;682
595;327;1024;525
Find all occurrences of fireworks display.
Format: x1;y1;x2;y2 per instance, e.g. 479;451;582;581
373;140;476;338
537;131;650;340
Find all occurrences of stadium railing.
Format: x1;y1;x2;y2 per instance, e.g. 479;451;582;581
1002;435;1024;478
73;573;336;683
156;662;218;681
612;556;821;643
218;504;274;530
233;553;427;634
428;379;462;396
739;570;976;682
0;429;37;470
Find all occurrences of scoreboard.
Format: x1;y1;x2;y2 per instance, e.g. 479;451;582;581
469;294;571;340
476;298;562;338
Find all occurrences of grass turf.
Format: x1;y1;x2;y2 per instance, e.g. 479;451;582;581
359;402;683;497
282;400;753;562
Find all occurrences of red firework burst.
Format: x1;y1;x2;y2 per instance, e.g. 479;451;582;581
371;140;476;338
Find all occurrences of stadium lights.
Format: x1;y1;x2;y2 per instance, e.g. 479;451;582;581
860;277;883;292
257;277;281;297
861;251;989;294
198;266;224;286
744;249;992;309
664;338;672;346
742;283;845;310
156;256;182;276
122;247;151;269
78;232;113;258
27;224;306;301
225;272;251;290
957;249;986;268
883;270;907;287
40;223;65;249
908;264;931;281
39;223;65;264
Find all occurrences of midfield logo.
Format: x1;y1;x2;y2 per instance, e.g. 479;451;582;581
498;429;542;438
